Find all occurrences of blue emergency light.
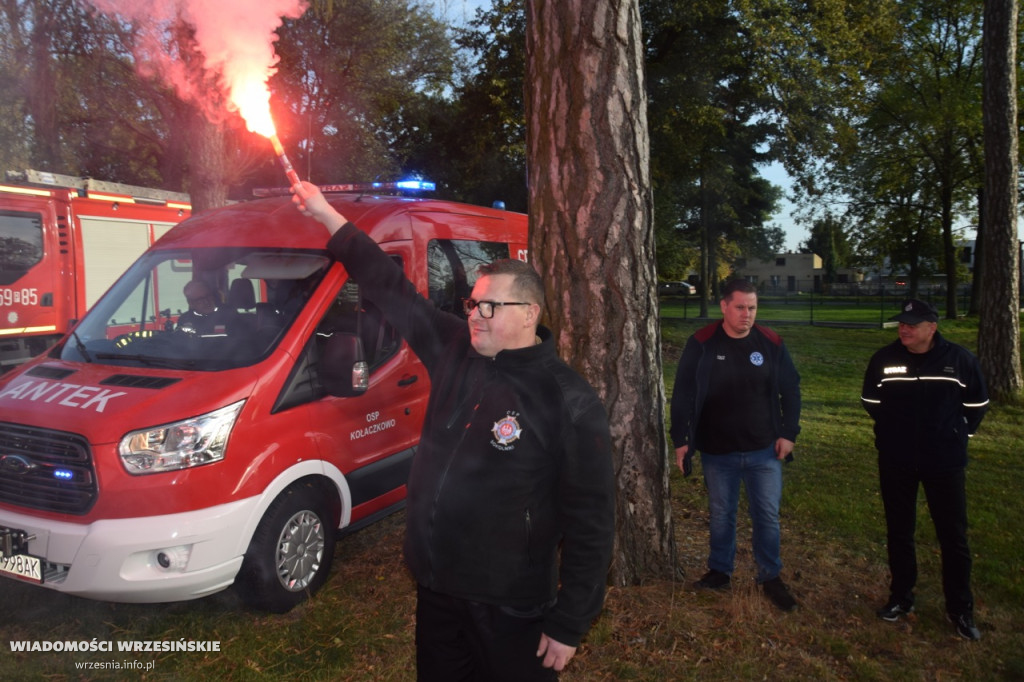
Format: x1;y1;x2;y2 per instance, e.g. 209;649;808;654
254;179;436;197
390;180;436;191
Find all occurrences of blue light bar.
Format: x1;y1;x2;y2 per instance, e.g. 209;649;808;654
254;179;436;198
393;180;436;191
54;468;74;480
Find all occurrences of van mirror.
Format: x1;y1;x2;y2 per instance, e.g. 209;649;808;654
320;332;369;397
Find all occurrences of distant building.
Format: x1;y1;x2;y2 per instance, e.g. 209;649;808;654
857;239;980;295
732;252;864;294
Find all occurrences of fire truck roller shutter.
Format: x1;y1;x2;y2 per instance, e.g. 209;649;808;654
78;216;166;309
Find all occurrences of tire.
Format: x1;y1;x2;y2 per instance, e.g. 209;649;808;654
236;480;338;613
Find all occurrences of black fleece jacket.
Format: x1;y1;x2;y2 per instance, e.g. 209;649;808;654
326;223;615;647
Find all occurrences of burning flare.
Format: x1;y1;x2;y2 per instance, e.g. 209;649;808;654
86;0;308;185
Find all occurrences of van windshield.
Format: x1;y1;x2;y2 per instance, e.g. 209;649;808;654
59;247;331;370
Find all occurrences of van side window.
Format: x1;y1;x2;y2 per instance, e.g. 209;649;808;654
315;273;400;371
427;239;511;317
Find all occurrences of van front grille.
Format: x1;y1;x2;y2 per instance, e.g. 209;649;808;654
0;422;96;515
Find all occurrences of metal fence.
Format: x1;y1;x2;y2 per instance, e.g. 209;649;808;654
658;286;975;328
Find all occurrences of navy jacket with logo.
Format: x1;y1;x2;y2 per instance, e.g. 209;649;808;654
669;321;801;452
861;331;989;471
326;223;615;648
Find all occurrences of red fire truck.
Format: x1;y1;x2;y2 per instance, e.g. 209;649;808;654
0;184;528;612
0;169;192;372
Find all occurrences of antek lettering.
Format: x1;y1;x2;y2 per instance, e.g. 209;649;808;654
0;380;126;413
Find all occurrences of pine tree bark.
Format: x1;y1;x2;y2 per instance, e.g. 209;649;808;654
524;0;677;584
186;111;229;214
26;7;61;169
978;0;1022;401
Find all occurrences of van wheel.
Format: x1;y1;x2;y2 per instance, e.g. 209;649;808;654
236;481;337;613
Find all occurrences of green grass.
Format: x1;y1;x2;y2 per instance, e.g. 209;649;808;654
1;313;1021;681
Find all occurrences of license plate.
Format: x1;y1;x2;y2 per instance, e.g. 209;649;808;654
0;551;43;584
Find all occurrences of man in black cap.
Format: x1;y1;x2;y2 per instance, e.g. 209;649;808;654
861;299;989;640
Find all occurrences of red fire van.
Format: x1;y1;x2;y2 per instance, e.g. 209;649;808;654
0;187;528;612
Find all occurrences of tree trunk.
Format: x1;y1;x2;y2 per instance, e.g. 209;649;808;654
940;182;959;319
969;187;984;316
27;6;61;169
524;0;677;584
699;173;711;316
185;110;229;213
977;0;1022;401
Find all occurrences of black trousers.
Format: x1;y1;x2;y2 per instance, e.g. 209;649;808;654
879;464;974;616
415;584;558;682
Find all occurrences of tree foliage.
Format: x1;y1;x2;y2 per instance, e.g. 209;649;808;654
643;0;783;310
0;0;457;206
0;0;177;187
397;0;529;211
857;0;985;318
800;213;852;288
269;0;456;189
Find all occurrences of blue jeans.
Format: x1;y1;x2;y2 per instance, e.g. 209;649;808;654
701;445;783;583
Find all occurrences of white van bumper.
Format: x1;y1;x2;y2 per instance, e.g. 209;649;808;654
0;497;260;603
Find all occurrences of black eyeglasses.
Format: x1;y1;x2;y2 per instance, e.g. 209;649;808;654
462;298;531;319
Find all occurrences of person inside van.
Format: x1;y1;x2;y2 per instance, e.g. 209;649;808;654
176;279;230;336
293;182;615;681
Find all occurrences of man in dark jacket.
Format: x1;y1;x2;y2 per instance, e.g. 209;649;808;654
670;280;802;611
176;279;230;335
294;183;615;680
861;298;989;640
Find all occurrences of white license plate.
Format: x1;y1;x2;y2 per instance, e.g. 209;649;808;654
0;551;43;584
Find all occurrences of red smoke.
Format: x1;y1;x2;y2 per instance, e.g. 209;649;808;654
87;0;307;135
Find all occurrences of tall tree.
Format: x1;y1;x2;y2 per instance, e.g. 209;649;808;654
398;0;528;211
0;0;456;205
738;0;900;194
0;0;170;184
801;213;852;290
977;0;1021;401
271;0;456;188
815;0;984;317
643;0;781;314
839;118;949;297
525;0;675;583
886;0;984;319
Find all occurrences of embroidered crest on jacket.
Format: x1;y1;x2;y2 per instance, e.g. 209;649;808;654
491;413;523;449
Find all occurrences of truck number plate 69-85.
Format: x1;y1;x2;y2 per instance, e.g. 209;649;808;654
0;551;43;583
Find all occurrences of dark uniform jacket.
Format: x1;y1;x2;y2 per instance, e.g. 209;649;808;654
669;321;801;452
327;223;615;648
861;331;989;471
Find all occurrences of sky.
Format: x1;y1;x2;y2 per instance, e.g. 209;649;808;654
426;0;807;252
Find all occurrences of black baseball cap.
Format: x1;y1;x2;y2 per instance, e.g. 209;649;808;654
890;299;939;324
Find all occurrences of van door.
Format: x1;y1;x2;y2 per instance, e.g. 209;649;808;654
304;247;428;519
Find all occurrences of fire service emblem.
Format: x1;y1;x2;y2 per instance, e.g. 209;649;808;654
491;414;523;448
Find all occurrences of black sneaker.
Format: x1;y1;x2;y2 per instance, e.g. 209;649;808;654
876;599;914;622
692;569;731;590
762;576;798;612
949;613;981;641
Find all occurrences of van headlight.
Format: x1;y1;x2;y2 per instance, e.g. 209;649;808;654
119;400;245;475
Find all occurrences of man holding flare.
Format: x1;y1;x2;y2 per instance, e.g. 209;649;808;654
293;182;615;680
